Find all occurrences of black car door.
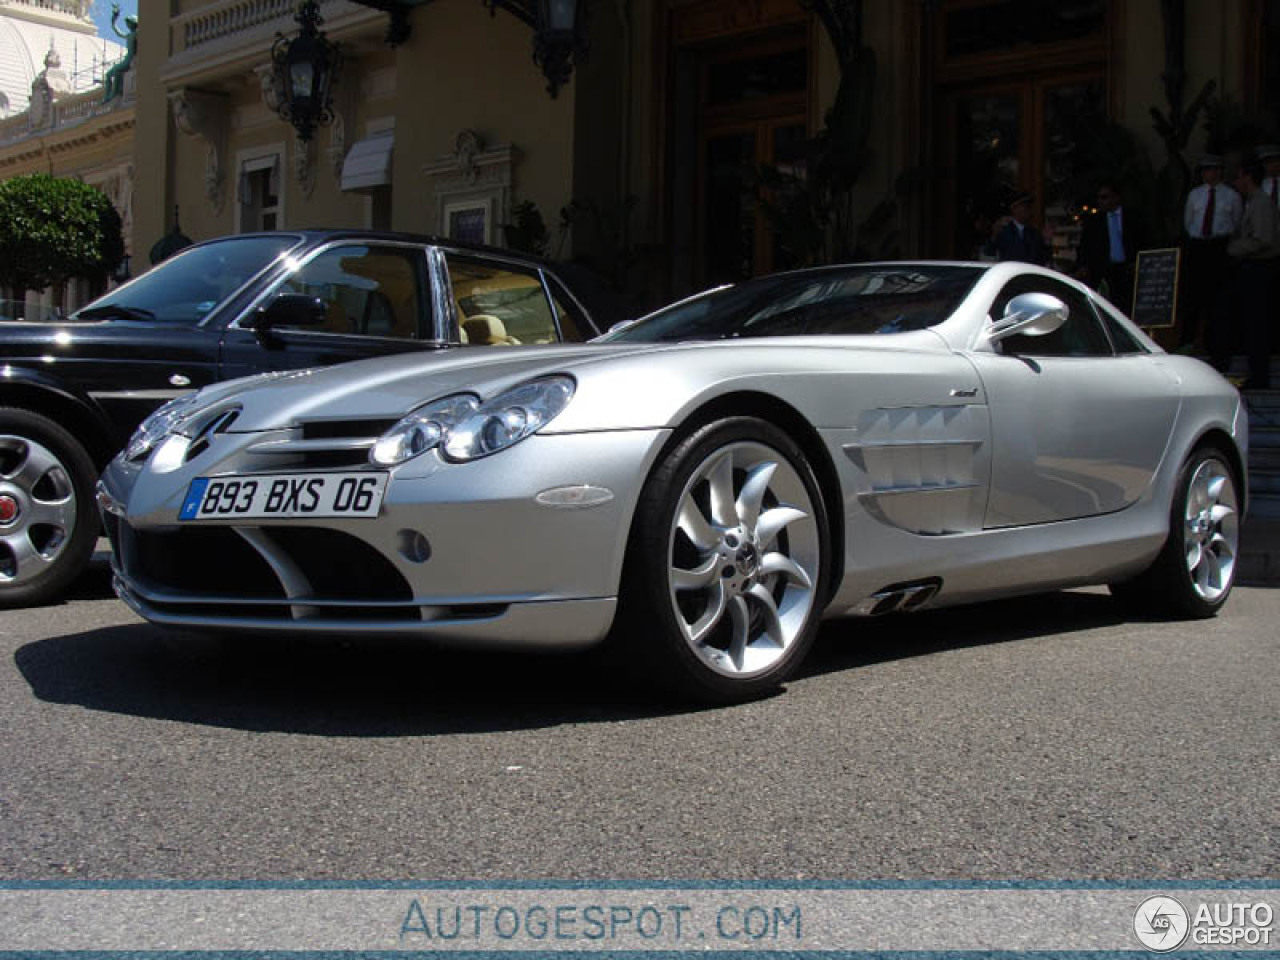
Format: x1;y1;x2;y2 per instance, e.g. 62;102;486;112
218;241;445;379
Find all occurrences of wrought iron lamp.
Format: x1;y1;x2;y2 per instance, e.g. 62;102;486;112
271;1;343;142
484;0;590;97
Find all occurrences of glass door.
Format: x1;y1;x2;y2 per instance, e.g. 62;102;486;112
937;75;1105;266
693;38;810;287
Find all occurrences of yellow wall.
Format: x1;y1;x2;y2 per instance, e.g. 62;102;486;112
1121;0;1252;163
390;0;576;238
132;0;173;263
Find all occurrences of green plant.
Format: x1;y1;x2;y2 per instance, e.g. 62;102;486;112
501;200;551;258
0;174;124;302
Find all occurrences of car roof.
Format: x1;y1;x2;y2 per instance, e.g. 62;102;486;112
203;229;565;272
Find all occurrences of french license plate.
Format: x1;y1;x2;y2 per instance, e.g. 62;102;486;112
179;472;388;521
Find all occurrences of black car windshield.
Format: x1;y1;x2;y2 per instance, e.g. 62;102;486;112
72;235;302;325
599;265;983;343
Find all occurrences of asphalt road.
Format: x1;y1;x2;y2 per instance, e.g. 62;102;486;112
1;551;1276;881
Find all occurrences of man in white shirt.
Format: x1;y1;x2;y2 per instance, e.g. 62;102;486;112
1180;154;1243;358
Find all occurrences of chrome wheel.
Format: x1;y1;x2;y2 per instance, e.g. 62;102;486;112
667;440;821;678
1182;456;1238;603
0;434;78;586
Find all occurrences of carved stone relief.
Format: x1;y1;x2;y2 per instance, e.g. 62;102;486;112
422;130;517;241
168;87;229;212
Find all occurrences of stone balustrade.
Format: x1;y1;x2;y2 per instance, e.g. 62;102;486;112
171;0;379;53
4;0;92;19
175;0;298;50
0;79;135;148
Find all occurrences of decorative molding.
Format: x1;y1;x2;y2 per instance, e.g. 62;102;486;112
327;112;347;180
422;130;516;240
168;87;230;213
294;134;316;197
254;62;283;114
162;1;383;88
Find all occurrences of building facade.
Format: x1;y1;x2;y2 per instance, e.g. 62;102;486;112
0;0;130;316
2;0;1277;315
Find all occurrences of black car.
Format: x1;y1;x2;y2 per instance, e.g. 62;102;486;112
0;230;604;607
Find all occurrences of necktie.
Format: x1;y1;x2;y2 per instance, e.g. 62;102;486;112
1108;210;1125;262
1200;186;1215;238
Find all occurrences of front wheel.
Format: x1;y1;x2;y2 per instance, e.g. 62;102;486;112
615;417;830;702
1109;446;1240;618
0;408;100;608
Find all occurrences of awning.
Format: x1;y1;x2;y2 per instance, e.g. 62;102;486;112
341;129;394;193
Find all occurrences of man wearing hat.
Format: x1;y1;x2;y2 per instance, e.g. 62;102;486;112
1179;154;1243;355
991;192;1050;266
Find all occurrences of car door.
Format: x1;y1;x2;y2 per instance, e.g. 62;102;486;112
966;274;1180;527
218;241;442;379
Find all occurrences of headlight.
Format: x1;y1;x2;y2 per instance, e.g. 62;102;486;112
123;393;201;461
442;376;575;462
370;394;479;466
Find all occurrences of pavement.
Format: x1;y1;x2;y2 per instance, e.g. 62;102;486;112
0;555;1276;881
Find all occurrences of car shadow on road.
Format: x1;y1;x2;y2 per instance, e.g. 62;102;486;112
14;589;1131;737
799;588;1130;680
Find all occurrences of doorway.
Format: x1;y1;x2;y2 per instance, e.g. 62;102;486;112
939;74;1106;267
665;12;813;295
928;0;1113;264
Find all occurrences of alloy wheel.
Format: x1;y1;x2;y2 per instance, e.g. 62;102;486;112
1182;456;1238;603
0;435;78;585
666;440;821;677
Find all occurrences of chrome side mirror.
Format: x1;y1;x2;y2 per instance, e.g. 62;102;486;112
986;292;1068;344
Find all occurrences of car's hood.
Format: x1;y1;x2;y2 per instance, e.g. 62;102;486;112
214;343;649;431
212;331;949;433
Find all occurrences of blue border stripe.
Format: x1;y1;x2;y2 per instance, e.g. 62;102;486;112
178;478;208;520
0;880;1277;891
0;952;1276;959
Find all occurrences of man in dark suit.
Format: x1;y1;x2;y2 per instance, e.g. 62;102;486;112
1076;180;1147;313
991;192;1050;266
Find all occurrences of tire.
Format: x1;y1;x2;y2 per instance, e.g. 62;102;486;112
0;408;100;608
614;417;830;703
1108;445;1240;619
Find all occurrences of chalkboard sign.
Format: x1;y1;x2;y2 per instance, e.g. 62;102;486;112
1131;247;1181;329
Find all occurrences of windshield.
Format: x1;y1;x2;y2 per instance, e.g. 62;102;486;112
72;235;302;325
599;265;983;343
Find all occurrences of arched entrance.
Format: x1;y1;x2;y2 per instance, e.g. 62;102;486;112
929;0;1115;268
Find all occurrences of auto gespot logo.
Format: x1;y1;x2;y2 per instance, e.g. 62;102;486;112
1134;896;1274;951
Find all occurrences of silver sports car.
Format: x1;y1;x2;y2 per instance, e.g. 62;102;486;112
99;261;1247;701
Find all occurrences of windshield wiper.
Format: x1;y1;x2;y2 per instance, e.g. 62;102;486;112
76;304;157;322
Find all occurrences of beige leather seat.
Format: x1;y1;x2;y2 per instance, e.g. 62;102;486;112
462;314;521;346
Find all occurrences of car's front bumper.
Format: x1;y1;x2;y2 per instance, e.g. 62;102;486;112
100;428;670;647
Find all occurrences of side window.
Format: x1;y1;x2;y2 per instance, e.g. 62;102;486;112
278;245;428;339
1098;309;1147;354
446;255;558;345
547;275;595;341
991;276;1112;357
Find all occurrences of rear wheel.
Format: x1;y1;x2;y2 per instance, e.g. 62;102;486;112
1109;446;1240;618
616;417;829;702
0;408;99;608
